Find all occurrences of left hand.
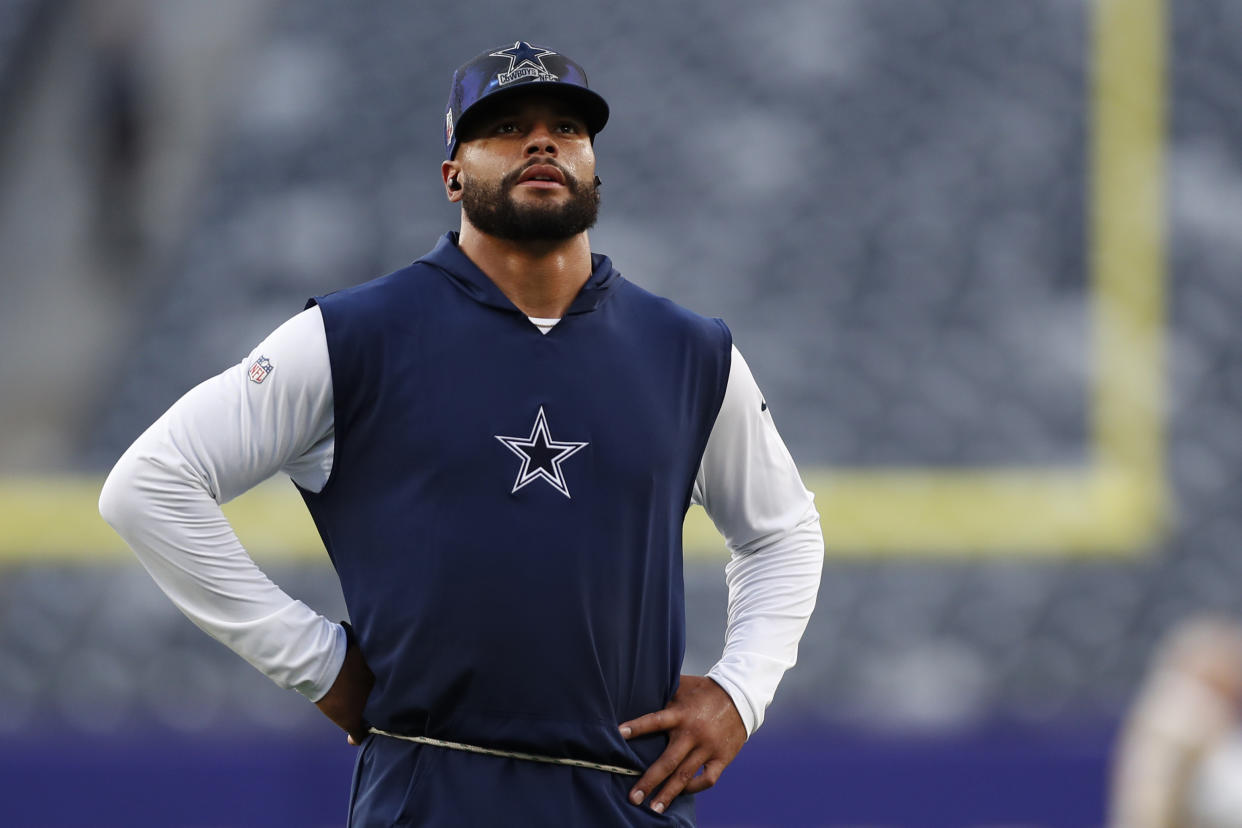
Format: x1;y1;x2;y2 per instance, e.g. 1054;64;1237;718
314;626;374;745
619;675;747;814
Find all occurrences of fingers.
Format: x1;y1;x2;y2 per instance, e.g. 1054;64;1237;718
629;735;694;811
645;748;712;815
618;708;678;740
684;759;726;794
347;717;370;746
621;676;746;811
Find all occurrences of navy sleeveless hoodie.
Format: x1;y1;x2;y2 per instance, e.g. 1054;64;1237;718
300;232;731;772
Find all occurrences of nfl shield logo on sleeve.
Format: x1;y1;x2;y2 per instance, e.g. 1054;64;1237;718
248;356;274;384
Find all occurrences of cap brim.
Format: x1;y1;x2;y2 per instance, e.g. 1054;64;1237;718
455;83;609;149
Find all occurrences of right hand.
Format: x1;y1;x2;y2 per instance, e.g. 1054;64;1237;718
314;625;374;745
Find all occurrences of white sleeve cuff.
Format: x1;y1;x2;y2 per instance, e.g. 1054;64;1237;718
706;663;761;737
207;605;347;702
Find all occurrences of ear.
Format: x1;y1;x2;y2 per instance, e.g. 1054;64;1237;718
441;161;464;202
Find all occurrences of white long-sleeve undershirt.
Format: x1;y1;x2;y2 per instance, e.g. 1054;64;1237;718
99;306;823;735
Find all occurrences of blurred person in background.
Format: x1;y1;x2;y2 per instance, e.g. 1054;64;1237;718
85;0;150;264
1110;617;1242;828
99;40;823;827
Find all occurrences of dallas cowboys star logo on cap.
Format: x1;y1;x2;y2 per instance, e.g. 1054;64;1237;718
495;406;588;498
490;41;559;86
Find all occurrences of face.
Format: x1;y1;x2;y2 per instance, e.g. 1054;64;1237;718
447;95;600;242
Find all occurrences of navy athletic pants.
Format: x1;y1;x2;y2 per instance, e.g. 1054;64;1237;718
348;733;697;827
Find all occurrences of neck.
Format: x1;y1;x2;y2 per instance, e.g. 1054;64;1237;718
457;222;593;319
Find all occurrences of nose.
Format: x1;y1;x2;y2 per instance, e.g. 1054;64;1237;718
524;121;558;156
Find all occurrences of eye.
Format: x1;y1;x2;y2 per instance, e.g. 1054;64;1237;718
558;121;583;134
494;121;519;135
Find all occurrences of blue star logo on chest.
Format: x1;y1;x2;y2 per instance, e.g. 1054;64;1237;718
495;407;588;498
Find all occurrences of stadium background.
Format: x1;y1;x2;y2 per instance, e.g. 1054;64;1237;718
0;0;1237;825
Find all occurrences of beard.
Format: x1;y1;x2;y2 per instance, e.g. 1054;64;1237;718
461;166;600;242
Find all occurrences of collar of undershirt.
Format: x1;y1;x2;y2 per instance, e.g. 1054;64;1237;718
420;231;621;316
527;316;561;334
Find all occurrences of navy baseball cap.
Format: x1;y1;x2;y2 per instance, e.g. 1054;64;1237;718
445;41;609;159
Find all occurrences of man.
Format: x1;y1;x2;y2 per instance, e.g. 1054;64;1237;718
1110;618;1242;828
100;41;823;827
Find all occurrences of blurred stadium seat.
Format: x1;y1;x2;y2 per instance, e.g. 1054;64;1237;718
0;0;61;123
